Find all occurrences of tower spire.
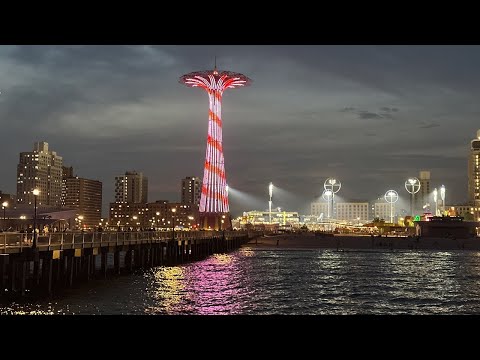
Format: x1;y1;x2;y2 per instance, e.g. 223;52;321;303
213;56;218;75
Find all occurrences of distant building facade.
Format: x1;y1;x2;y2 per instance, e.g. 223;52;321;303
311;201;369;222
468;129;480;207
372;202;392;222
446;204;480;222
181;176;202;207
336;202;369;222
17;141;63;207
415;170;431;212
311;202;329;218
109;201;198;229
242;210;300;227
63;176;102;229
114;171;148;203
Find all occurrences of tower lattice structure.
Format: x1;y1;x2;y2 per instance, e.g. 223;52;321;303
180;67;252;229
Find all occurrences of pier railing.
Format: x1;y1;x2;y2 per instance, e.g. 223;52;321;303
0;230;251;254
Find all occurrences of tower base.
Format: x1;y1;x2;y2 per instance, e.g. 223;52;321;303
199;212;232;231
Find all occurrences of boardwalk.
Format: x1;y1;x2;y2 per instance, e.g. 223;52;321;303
0;230;258;297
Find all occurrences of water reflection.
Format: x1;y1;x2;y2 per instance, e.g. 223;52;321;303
146;252;253;314
3;249;480;314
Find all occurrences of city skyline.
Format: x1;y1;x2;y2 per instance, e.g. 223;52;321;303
1;45;479;215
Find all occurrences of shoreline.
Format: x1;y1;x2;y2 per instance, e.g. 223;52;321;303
243;234;480;251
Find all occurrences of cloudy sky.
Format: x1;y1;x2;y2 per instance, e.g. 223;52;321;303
0;45;478;216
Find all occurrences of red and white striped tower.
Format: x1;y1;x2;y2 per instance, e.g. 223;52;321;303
180;65;252;230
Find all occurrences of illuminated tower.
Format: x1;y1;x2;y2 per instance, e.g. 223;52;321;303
180;64;252;230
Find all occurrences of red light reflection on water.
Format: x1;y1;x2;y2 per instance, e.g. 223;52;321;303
147;250;254;315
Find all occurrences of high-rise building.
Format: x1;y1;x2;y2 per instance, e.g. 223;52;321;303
468;129;480;207
61;165;74;207
17;141;63;207
181;176;202;207
114;171;148;203
415;170;431;212
62;166;74;179
63;174;102;229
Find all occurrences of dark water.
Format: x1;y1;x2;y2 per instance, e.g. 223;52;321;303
2;247;480;314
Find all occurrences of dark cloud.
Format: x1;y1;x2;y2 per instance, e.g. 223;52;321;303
358;111;384;120
418;121;441;129
380;107;399;112
0;45;478;216
341;106;398;121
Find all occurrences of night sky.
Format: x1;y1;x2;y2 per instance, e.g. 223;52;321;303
0;45;478;216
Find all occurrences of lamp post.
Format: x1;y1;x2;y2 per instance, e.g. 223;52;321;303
324;178;341;221
405;177;421;217
2;201;7;221
322;189;333;219
440;185;446;215
171;208;176;240
32;189;40;249
2;201;7;230
221;214;226;238
384;190;399;224
268;182;273;224
433;188;438;216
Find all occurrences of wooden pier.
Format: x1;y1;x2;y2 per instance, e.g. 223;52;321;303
0;230;256;297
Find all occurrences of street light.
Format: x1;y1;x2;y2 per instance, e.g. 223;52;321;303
405;177;420;217
433;188;438;216
171;208;177;240
322;189;333;219
440;185;446;215
268;182;273;224
384;190;399;224
2;201;7;230
324;178;341;221
32;189;40;249
2;201;8;220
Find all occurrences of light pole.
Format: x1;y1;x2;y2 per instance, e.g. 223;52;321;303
221;214;226;238
405;177;420;217
2;201;7;230
384;190;399;224
322;189;333;219
324;178;341;223
433;188;438;216
2;201;7;220
440;185;446;215
32;189;40;249
268;182;273;224
171;208;176;240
